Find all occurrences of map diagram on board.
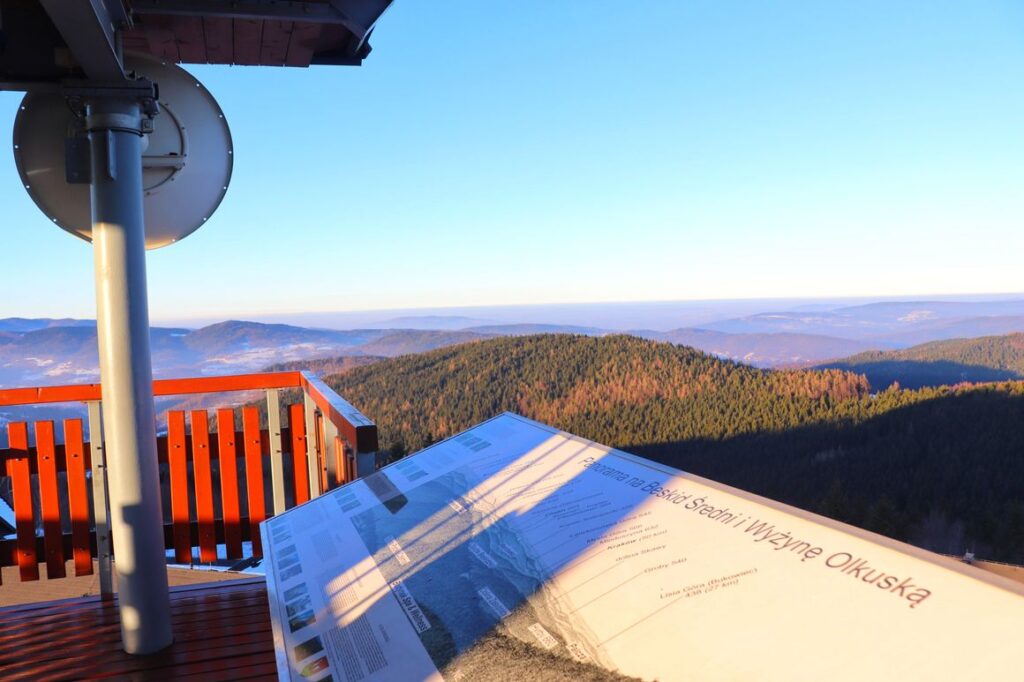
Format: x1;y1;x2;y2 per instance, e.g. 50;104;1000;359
349;463;612;675
262;413;1024;682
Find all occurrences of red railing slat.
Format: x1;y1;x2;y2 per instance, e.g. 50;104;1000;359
289;403;309;506
63;419;93;577
242;407;265;557
216;408;243;559
190;410;217;563
167;411;192;564
6;422;38;581
35;421;66;579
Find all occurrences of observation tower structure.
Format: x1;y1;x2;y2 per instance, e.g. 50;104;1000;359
0;0;393;655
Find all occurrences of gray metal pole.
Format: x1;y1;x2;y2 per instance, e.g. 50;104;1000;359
86;97;173;655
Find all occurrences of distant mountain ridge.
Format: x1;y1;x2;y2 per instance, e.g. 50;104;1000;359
639;329;877;367
2;317;880;388
0;318;94;333
700;299;1024;344
371;315;494;330
358;330;495;356
9;297;1024;388
0;320;501;387
464;323;606;336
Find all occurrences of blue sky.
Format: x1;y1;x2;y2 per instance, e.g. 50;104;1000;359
2;1;1024;323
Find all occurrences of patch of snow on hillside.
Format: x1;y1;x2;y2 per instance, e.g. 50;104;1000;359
43;360;98;376
44;362;99;378
898;310;937;323
204;343;341;370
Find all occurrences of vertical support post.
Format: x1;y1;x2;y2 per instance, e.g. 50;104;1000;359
87;96;172;655
323;417;340;490
266;389;285;516
87;401;113;598
356;450;377;479
303;391;321;499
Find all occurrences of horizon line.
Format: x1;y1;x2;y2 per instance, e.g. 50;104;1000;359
7;291;1024;327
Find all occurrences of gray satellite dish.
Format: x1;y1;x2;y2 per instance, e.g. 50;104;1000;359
12;54;232;249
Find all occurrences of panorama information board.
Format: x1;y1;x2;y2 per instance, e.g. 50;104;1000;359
262;413;1023;681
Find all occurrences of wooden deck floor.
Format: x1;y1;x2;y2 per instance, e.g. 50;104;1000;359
0;577;277;681
0;562;264;608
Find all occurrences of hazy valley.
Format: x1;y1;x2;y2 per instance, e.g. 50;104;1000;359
8;297;1024;390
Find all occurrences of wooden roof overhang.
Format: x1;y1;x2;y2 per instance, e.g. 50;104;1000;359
0;0;393;89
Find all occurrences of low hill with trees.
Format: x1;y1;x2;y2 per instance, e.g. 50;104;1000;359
817;332;1024;389
265;354;385;375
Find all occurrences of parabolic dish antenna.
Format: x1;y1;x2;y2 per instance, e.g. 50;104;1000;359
12;54;232;249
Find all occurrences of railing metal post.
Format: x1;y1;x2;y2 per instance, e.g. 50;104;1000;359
303;391;322;499
266;389;285;515
87;96;172;655
323;418;340;489
356;450;377;479
87;400;113;598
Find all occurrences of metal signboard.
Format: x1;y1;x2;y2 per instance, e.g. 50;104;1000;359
263;413;1024;681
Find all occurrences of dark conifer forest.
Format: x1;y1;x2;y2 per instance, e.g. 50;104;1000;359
324;334;1024;564
817;332;1024;389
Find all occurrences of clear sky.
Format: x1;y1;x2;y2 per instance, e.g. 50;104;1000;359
2;1;1024;323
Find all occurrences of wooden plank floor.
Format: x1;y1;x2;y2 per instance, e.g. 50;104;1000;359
0;562;266;608
0;578;277;681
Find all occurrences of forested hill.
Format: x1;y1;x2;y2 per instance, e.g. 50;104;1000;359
325;334;1024;564
265;355;385;375
327;335;870;453
818;332;1024;389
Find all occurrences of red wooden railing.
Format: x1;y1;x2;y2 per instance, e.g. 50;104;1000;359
0;371;376;589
